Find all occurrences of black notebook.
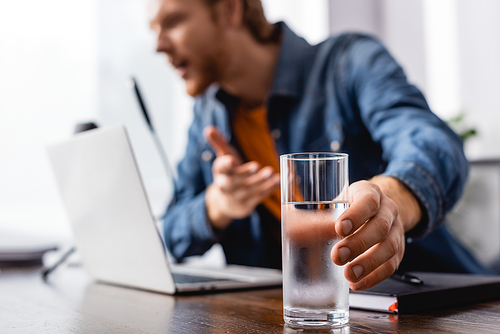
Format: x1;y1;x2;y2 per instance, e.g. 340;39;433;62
349;272;500;314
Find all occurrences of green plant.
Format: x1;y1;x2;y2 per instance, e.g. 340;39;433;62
447;112;478;142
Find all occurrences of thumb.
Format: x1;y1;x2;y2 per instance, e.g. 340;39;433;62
204;126;242;163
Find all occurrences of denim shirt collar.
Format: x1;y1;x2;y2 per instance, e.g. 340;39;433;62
268;22;311;100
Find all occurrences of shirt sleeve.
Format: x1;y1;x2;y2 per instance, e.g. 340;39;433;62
345;35;468;237
162;101;221;260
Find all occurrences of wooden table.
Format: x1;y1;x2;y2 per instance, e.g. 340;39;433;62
2;266;500;333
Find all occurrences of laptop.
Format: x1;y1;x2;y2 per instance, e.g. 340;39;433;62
47;124;282;294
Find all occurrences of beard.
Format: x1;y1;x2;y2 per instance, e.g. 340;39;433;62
184;34;230;97
185;56;220;96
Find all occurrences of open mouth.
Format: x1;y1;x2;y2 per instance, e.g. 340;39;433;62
173;61;188;78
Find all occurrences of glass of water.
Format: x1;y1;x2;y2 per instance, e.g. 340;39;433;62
280;153;349;328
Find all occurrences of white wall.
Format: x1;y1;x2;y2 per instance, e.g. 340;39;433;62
0;0;98;240
329;0;383;37
262;0;329;45
456;0;500;159
383;0;426;97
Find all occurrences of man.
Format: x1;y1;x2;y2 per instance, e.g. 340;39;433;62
149;0;491;291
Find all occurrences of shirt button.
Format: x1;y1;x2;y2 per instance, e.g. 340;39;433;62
201;150;214;162
330;140;341;152
271;129;281;139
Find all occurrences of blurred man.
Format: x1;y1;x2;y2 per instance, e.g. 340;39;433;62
149;0;491;291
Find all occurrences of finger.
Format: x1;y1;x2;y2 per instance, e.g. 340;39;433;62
331;195;398;265
204;125;231;156
335;181;381;237
204;126;241;162
251;173;280;201
231;167;278;201
238;170;280;203
232;161;260;176
344;223;405;289
212;155;240;175
214;161;261;192
241;166;276;187
349;254;401;291
348;237;405;291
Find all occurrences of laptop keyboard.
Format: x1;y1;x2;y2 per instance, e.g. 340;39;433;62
172;272;234;284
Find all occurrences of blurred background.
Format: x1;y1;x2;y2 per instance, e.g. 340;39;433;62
1;0;499;270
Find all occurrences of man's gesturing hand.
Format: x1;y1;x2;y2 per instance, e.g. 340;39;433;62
330;177;422;291
204;126;280;230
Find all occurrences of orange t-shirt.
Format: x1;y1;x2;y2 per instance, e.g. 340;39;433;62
232;105;281;221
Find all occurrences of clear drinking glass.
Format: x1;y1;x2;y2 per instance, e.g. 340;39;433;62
280;153;349;328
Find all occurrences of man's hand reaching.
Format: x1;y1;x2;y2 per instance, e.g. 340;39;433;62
330;177;422;291
203;126;280;230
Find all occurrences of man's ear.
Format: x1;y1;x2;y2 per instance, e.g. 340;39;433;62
215;0;244;28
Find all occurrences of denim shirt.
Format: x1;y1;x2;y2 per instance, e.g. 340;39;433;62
163;23;482;272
